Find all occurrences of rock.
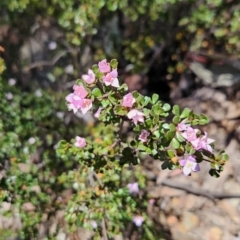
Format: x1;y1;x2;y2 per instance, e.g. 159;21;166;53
205;226;223;240
181;211;199;231
218;200;240;224
160;186;184;198
56;231;67;240
0;202;11;213
167;215;178;226
21;202;35;212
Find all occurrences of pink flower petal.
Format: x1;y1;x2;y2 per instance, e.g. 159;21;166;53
73;85;88;98
74;136;86;148
94;107;103;118
98;59;111;73
183;166;192;175
82;69;95;84
179;159;186;166
122;93;136;108
80;99;92;114
138;130;150;142
111;78;119;88
192;162;200;172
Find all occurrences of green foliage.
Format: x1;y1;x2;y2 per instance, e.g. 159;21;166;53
56;59;228;238
1;0;240;71
0;62;86;238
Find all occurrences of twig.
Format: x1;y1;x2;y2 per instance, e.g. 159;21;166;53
92;171;103;188
161;179;240;201
23;49;77;71
101;217;108;240
88;171;103;188
109;139;121;149
119;119;124;140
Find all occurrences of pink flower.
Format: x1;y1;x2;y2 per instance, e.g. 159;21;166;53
80;99;93;114
94;107;103;118
8;78;16;86
90;220;98;229
149;199;155;205
122;93;136;108
181;127;199;142
127;182;139;194
74;136;86;148
179;156;200;176
66;93;83;114
133;215;144;227
6;92;13;100
177;121;189;132
191;132;215;152
82;69;95;84
102;69;119;87
98;59;111;73
138;130;150;142
127;109;144;125
73;85;88;98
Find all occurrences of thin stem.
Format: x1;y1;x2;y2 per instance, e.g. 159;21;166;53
119;118;124;140
101;217;108;240
202;158;214;163
92;171;103;188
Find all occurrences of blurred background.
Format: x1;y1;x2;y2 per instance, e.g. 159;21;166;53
0;0;240;239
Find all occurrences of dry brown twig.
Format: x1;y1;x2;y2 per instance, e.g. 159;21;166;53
161;178;240;202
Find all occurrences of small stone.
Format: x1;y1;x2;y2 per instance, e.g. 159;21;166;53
22;202;35;212
182;211;199;231
56;231;67;240
206;226;223;240
30;185;41;193
167;215;178;226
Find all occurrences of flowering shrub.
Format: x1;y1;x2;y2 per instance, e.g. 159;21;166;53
58;59;229;238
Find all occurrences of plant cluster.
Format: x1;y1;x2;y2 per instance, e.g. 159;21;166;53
57;59;229;238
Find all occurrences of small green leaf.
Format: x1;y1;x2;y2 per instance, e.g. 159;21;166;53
169;123;176;131
119;83;128;92
175;131;185;142
132;91;140;99
199;119;209;125
180;108;191;119
167;150;175;158
191;119;199;125
171;138;180;149
110;59;118;68
143;108;150;116
146;148;152;154
101;99;110;108
153;130;160;138
138;144;147;151
152;104;160;115
122;147;132;156
209;169;220;178
92;88;102;97
222;153;229;161
172;116;180;124
130;140;137;147
92;64;99;73
172;105;180;116
161;161;169;170
152;93;159;104
114;106;128;116
133;125;140;132
162;123;170;129
165;130;175;142
162;103;171;112
145;119;152;128
143;96;151;106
